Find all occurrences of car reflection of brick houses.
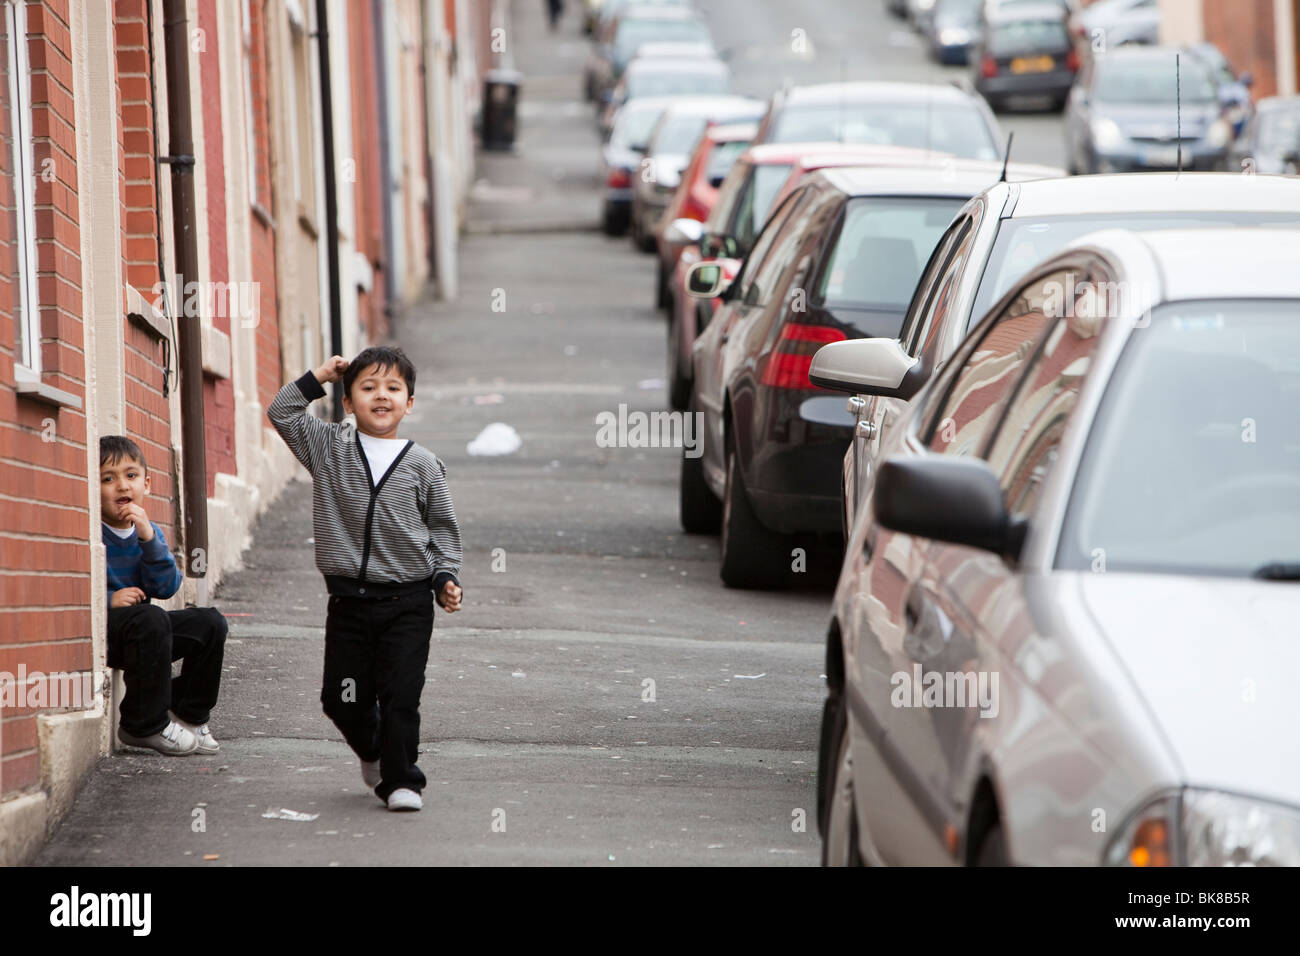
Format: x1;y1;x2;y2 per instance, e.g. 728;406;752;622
1160;0;1300;98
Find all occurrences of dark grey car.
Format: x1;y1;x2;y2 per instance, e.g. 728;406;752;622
1063;46;1231;174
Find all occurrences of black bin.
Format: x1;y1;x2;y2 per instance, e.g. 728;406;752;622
482;68;522;151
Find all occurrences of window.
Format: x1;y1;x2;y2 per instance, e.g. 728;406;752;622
729;188;805;305
924;268;1066;457
901;217;965;352
742;188;817;308
729;163;793;255
286;2;313;207
2;0;38;373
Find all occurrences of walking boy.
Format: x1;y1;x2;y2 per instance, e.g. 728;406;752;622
267;346;463;812
101;436;227;756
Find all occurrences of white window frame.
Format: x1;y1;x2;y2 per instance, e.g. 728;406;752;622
6;0;39;376
241;0;259;209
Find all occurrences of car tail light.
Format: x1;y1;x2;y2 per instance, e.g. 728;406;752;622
761;323;847;389
980;56;998;79
1066;48;1080;72
680;190;710;223
607;167;630;188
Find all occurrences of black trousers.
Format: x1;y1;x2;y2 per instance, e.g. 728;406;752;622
321;589;433;800
107;604;228;737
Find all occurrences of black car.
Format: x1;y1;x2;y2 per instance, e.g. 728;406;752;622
972;2;1078;111
1231;95;1300;175
680;166;995;588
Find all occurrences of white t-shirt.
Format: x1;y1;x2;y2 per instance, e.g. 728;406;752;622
105;523;136;539
358;432;410;485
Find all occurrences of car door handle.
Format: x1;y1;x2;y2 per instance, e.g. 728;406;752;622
846;396;866;414
857;420;876;439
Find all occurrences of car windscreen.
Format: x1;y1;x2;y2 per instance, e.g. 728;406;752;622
705;139;749;184
989;18;1069;55
1257;109;1300;155
626;69;728;99
611;104;668;149
771;103;999;161
971;212;1300;327
1057;299;1300;576
815;196;965;328
1093;57;1217;104
615;18;711;61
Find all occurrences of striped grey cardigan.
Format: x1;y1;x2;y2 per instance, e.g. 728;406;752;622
267;371;462;598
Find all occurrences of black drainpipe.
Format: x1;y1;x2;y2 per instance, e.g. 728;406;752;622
161;0;207;579
314;0;345;421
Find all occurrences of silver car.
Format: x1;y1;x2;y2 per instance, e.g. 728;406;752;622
821;173;1300;535
815;226;1300;866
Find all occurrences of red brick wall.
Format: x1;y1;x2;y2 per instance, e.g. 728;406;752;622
198;0;234;495
1203;0;1278;99
348;0;386;343
246;0;279;410
114;0;178;552
1;0;91;797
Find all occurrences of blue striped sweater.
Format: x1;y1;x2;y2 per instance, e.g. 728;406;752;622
104;522;183;609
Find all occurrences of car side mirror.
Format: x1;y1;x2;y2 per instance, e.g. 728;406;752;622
808;337;928;398
700;232;736;259
663;217;704;245
874;456;1026;561
685;261;733;298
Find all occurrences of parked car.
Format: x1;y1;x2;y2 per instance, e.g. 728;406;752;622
751;82;1003;163
1231;95;1300;175
601;95;677;236
599;57;730;136
582;0;606;36
1069;0;1159;49
653;121;755;315
906;0;940;32
584;4;712;105
679;165;1007;587
812;173;1300;534
1187;42;1255;139
971;1;1078;112
816;226;1300;866
1063;46;1231;174
630;96;764;252
926;0;983;64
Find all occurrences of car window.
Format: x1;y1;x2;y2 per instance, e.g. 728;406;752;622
923;268;1065;456
772;102;999;161
915;216;979;362
902;216;967;353
757;192;845;346
984;274;1110;519
731;188;806;304
731;164;795;252
743;188;819;308
707;158;751;233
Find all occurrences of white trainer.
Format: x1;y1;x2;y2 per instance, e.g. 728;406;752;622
361;759;381;789
169;712;219;754
119;720;199;756
386;788;423;812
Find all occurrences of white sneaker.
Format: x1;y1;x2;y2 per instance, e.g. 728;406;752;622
169;712;219;754
119;720;199;756
361;759;381;789
386;788;423;812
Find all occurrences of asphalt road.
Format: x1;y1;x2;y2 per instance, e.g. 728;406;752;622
37;0;1066;867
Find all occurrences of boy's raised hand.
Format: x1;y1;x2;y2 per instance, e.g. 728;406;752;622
314;355;350;384
437;581;463;613
121;502;155;541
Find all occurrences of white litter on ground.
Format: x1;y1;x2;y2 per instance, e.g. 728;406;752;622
262;808;320;822
733;673;766;680
467;422;522;456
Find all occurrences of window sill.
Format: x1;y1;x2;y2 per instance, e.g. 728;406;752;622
252;200;275;229
125;285;169;341
14;366;83;410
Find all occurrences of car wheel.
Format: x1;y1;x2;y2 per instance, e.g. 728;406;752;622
679;408;721;534
821;700;863;867
667;304;691;411
976;823;1009;866
719;434;788;588
602;204;627;237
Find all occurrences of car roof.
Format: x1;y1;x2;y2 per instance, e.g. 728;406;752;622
657;96;763;119
706;121;758;143
632;41;717;56
624;57;726;75
987;2;1068;23
1009;173;1300;217
781;81;980;108
815;163;1035;199
617;5;702;22
740;140;925;166
615;94;682;116
1139;228;1300;301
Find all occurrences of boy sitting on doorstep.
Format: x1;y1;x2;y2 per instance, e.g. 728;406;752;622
101;435;227;756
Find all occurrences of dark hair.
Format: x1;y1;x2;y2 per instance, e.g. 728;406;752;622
343;346;416;400
100;435;147;474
